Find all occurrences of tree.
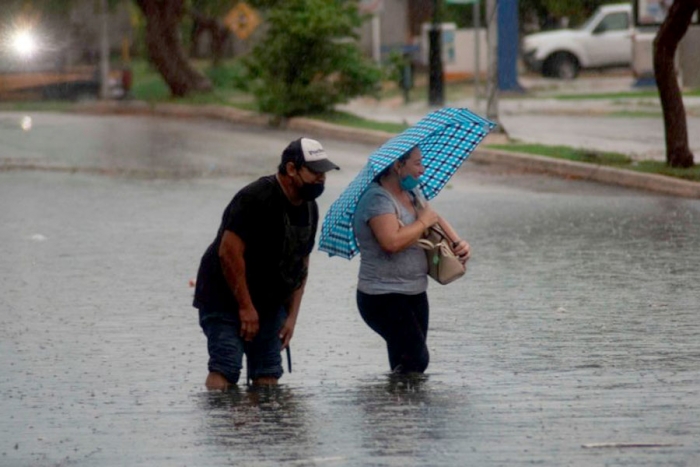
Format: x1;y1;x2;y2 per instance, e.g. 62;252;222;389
189;10;231;66
519;0;619;30
135;0;212;97
188;0;234;65
245;0;381;118
653;0;699;168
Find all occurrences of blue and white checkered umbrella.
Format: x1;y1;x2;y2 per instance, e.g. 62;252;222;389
319;107;496;259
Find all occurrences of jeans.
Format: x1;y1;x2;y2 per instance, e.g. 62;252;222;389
199;305;285;384
356;290;430;373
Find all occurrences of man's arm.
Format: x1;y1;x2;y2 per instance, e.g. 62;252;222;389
278;256;309;350
219;230;259;341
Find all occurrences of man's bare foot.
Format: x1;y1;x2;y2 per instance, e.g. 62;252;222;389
252;376;278;386
205;371;231;390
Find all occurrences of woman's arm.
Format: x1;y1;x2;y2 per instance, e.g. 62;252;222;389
369;205;439;254
437;216;471;262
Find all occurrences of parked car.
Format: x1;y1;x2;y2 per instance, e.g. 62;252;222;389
522;3;633;80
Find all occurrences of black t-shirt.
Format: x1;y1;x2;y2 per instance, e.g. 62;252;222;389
193;175;318;315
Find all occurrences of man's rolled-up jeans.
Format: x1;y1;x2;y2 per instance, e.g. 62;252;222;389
199;305;285;384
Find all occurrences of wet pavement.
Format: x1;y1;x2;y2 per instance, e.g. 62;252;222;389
2;114;700;466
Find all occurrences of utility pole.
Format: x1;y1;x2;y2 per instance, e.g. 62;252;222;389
485;0;499;124
99;0;110;99
428;0;444;106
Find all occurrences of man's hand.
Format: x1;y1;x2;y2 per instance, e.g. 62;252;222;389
278;315;297;350
239;306;259;341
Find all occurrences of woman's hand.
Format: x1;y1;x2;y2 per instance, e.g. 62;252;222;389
417;205;439;229
452;239;471;264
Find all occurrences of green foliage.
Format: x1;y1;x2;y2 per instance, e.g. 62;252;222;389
442;2;484;29
205;61;250;91
384;50;408;87
187;0;232;16
520;0;622;29
245;0;381;118
131;58;252;103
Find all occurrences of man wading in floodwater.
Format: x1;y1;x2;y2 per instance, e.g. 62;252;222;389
193;138;339;389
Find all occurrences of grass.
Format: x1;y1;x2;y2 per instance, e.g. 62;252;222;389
488;143;633;165
633;160;700;181
609;110;663;118
307;109;409;133
487;143;700;182
0;101;75;112
131;59;255;109
554;88;700;100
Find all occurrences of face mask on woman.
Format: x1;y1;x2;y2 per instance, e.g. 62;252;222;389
399;175;420;191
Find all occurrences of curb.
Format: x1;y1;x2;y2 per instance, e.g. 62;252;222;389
470;149;700;199
72;101;700;199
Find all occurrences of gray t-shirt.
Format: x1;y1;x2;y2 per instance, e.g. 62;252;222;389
354;183;428;295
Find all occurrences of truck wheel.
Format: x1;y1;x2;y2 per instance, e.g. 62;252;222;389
545;53;579;80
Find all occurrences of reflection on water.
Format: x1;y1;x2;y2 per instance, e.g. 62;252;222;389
192;375;475;466
195;385;313;463
354;374;449;462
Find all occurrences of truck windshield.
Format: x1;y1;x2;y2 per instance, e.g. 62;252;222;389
577;10;601;31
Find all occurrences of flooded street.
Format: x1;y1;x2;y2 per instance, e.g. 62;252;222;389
1;114;700;466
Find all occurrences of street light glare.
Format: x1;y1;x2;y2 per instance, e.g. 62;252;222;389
11;29;37;58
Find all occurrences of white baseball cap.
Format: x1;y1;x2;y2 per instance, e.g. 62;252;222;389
282;137;340;173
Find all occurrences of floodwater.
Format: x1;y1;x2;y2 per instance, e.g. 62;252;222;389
1;114;700;466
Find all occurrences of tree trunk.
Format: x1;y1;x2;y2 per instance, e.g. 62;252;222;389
653;0;699;168
191;17;205;59
136;0;212;97
210;24;231;67
190;10;232;67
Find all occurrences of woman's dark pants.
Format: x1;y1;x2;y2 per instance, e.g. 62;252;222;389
356;290;430;373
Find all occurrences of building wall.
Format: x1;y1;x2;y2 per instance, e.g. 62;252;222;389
359;0;411;62
67;0;133;65
418;26;488;78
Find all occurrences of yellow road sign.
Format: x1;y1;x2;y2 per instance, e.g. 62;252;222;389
224;2;261;40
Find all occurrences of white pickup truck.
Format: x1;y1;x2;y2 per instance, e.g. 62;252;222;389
522;3;633;79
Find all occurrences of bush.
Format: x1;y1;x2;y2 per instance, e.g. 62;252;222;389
245;0;381;118
205;61;250;91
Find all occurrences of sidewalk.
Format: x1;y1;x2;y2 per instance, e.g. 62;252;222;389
338;74;700;162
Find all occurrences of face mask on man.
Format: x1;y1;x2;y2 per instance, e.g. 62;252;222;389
298;180;325;201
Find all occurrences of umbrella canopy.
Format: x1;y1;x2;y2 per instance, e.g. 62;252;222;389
319;107;496;259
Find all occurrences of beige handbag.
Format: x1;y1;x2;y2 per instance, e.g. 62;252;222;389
390;191;466;285
417;223;466;285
